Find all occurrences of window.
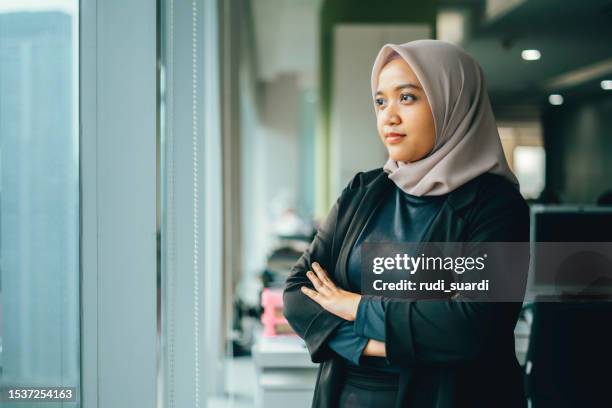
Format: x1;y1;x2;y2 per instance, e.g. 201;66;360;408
0;0;80;404
513;146;546;199
498;123;546;199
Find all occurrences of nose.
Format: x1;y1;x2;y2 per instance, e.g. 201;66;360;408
382;103;401;125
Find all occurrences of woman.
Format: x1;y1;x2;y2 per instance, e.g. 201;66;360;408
283;39;530;408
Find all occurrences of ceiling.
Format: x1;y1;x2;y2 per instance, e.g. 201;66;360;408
250;0;612;115
447;0;612;112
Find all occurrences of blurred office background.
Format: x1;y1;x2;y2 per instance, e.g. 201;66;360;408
0;0;611;407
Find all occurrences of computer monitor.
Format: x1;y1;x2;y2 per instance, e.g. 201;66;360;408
528;205;612;300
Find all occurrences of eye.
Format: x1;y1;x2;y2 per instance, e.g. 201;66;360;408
375;97;386;107
400;93;417;102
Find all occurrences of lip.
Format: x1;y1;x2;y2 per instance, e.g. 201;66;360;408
385;132;406;144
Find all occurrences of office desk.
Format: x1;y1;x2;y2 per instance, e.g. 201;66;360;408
252;334;318;408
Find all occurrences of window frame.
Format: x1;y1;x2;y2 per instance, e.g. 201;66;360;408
80;0;158;406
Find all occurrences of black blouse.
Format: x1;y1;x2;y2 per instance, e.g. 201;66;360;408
327;186;447;371
283;170;530;408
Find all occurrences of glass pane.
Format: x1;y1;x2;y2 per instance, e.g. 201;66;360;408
0;1;80;407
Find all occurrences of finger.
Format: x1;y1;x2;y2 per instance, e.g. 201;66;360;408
313;262;336;289
306;270;323;289
301;286;321;303
306;271;331;295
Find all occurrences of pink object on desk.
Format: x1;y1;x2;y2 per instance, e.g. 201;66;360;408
261;288;296;336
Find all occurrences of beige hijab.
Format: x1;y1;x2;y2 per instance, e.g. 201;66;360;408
371;39;519;196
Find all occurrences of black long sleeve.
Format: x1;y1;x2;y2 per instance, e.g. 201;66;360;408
283;176;359;363
383;179;530;366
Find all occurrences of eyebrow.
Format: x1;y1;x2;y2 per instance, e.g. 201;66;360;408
375;83;421;96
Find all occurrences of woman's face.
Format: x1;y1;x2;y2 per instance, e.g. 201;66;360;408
375;57;436;162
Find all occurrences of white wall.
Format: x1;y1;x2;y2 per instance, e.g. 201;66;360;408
251;0;321;83
241;74;302;290
241;1;321;296
261;74;301;212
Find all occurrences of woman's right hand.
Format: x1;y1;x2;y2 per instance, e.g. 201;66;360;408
362;339;386;357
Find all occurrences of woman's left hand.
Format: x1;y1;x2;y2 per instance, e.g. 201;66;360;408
301;262;362;321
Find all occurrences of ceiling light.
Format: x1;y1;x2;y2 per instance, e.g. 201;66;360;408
521;49;541;61
601;80;612;90
548;94;563;105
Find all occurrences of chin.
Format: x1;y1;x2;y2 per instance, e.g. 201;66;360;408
387;149;414;163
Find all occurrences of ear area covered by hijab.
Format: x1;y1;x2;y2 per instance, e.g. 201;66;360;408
371;39;520;196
